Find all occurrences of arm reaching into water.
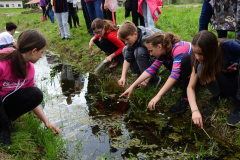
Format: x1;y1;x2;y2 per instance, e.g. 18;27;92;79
119;71;151;98
32;106;61;134
147;77;176;110
187;68;203;128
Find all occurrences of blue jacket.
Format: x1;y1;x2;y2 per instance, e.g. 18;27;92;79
53;0;69;13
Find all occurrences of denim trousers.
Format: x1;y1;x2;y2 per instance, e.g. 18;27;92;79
199;0;227;38
86;0;103;22
48;8;54;24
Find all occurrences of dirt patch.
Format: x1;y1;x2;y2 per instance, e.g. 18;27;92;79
0;13;15;17
0;149;12;160
21;9;42;14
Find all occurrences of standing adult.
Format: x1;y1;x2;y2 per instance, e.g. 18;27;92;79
101;0;116;23
40;0;48;20
67;0;77;29
53;0;70;40
138;0;162;28
81;0;92;35
125;0;145;26
85;0;104;23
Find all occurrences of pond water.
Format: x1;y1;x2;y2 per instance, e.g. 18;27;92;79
34;54;240;159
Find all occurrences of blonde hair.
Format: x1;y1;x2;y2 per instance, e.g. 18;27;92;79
145;32;181;56
118;20;137;39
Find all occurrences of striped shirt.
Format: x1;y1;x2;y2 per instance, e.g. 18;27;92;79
146;41;192;81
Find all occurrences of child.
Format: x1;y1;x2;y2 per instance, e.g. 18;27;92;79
120;32;192;114
0;30;61;146
0;22;18;50
187;30;240;128
53;0;70;40
89;18;125;68
117;20;164;88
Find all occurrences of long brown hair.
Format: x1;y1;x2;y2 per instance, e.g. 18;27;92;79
145;32;181;57
191;30;224;84
0;30;46;79
91;18;118;34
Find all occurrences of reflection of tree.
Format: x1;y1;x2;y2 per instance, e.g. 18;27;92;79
60;64;84;104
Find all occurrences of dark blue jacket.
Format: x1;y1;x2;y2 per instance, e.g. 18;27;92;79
53;0;69;13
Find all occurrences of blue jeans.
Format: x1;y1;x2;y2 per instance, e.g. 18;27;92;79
86;0;103;22
142;0;154;28
199;0;227;38
48;8;54;24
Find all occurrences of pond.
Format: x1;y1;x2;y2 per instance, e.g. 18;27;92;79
34;53;240;159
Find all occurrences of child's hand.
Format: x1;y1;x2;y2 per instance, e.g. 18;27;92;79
192;111;203;129
104;3;108;10
105;56;112;63
138;81;147;88
118;78;126;87
45;121;61;134
119;87;133;99
147;95;161;110
89;40;94;51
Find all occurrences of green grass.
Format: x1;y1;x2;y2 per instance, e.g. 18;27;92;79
0;5;239;159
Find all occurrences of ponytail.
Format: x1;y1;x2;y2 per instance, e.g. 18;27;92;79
145;32;181;56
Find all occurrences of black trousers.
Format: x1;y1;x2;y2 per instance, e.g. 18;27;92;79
41;6;48;19
180;54;192;98
0;87;43;126
102;0;116;23
94;38;124;64
68;3;77;28
131;0;145;26
81;0;92;34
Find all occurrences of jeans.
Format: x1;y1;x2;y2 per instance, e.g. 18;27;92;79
199;0;227;38
197;63;240;99
86;0;103;22
0;87;43;125
132;0;145;26
48;8;54;24
55;12;70;38
142;0;154;28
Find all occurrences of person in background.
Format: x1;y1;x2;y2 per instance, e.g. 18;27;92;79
46;0;54;24
81;0;93;35
67;0;77;29
138;0;162;28
89;18;125;68
73;0;82;27
53;0;70;40
40;0;48;20
0;30;61;146
101;0;116;23
187;30;240;128
85;0;104;24
0;22;18;50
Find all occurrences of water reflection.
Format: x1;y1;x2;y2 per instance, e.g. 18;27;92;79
33;54;240;159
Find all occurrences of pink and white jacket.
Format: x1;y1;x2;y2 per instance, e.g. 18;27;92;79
138;0;163;23
0;59;35;98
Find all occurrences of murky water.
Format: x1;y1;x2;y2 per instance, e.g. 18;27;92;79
34;54;240;159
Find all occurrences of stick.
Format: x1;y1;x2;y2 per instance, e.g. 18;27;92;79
202;128;211;139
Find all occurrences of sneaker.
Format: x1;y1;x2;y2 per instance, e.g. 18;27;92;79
227;98;240;126
169;97;189;114
203;96;219;117
0;121;12;146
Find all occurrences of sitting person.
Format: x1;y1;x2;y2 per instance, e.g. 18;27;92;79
0;22;18;50
120;32;192;114
0;30;60;146
89;18;125;68
187;30;240;128
117;20;164;88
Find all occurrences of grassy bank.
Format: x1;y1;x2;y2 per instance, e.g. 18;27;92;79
0;5;239;159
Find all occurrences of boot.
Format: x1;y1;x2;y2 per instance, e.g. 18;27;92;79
109;57;119;69
227;98;240;126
